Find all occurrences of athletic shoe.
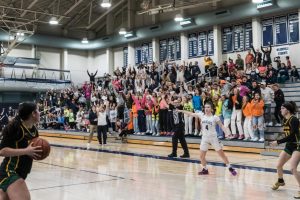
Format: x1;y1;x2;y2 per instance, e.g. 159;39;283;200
168;153;177;158
251;137;259;142
180;154;190;158
268;122;273;126
198;168;209;175
271;181;285;190
259;138;265;142
86;143;90;150
238;134;245;140
275;123;282;127
243;137;250;141
229;167;237;176
294;191;300;199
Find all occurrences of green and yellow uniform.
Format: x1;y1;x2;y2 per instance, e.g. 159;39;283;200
0;119;38;191
277;115;300;155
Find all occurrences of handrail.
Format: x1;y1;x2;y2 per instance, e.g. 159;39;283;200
3;65;71;73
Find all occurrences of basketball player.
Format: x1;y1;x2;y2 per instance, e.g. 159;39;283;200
270;102;300;199
179;102;237;176
0;102;42;200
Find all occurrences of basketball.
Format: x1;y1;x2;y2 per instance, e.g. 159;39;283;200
31;137;51;160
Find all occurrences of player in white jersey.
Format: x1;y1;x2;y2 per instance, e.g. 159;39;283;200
179;102;237;176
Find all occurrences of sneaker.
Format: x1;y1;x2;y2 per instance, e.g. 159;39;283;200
243;137;250;141
180;154;190;158
275;123;282;127
294;191;300;199
168;153;177;158
238;134;245;140
229;167;237;176
271;181;285;190
268;122;273;126
86;143;90;150
198;168;209;175
251;137;259;141
259;138;265;142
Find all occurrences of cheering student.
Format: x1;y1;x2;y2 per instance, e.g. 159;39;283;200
270;101;300;199
179;102;237;176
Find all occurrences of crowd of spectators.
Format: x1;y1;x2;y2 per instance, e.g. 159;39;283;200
1;46;298;145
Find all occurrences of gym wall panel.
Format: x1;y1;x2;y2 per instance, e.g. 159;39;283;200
68;49;89;85
37;47;61;70
113;48;123;70
7;44;32;58
94;50;108;76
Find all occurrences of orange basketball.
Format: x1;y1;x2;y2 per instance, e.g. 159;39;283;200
31;137;51;160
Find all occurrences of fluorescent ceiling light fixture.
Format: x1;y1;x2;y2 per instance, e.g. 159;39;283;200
81;37;89;44
174;14;184;22
16;32;24;36
119;27;127;35
256;0;274;9
124;31;135;38
180;18;195;26
49;16;58;25
252;0;264;3
101;0;111;8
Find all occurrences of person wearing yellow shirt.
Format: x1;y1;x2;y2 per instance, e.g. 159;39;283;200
213;95;223;139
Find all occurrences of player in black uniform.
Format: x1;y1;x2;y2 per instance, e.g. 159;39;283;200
270;101;300;199
168;98;190;158
0;102;42;200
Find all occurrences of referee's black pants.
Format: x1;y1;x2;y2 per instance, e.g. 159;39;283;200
172;124;189;155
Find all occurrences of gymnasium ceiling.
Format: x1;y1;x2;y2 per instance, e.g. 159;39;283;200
0;0;254;40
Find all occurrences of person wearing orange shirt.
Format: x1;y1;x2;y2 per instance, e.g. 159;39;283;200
251;92;265;142
242;96;256;141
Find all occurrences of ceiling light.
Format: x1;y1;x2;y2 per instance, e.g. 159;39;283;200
119;27;127;35
49;16;58;25
124;31;136;39
81;37;89;44
180;18;195;27
101;0;111;8
252;0;264;3
174;14;184;22
17;32;24;36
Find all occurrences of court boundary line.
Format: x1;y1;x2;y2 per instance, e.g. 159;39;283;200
50;144;292;175
37;161;127;180
30;178;120;191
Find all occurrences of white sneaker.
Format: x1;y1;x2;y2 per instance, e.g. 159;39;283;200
86;143;90;150
251;137;259;141
268;122;273;126
259;138;265;142
275;123;281;127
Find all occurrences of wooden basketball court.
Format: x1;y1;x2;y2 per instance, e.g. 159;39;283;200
17;137;297;200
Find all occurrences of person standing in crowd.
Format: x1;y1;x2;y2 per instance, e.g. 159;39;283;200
261;82;274;126
182;95;193;136
291;66;299;82
87;70;98;90
97;103;109;145
251;92;265;142
242;96;256;141
273;84;285;126
179;102;237;176
168;98;190;158
261;43;272;66
245;49;254;65
251;45;262;65
229;87;244;140
270;102;300;199
235;54;244;70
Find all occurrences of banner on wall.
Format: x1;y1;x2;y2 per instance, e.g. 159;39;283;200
198;32;207;56
159;39;168;61
175;37;181;60
188;33;198;58
244;23;253;50
276;46;289;56
208;30;214;56
275;16;288;45
149;43;153;63
123;47;128;67
167;38;176;61
135;47;142;65
262;18;274;46
141;43;149;64
222;27;233;53
289;13;299;43
233;25;244;51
